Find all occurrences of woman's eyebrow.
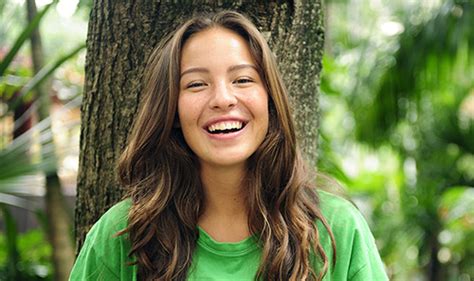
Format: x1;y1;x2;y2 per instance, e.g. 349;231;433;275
228;64;258;73
180;64;257;78
180;67;209;78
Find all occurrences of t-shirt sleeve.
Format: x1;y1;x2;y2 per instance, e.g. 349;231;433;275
69;227;120;280
69;200;135;281
345;216;388;281
317;190;389;281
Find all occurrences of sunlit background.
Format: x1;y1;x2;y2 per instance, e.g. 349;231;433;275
0;0;472;280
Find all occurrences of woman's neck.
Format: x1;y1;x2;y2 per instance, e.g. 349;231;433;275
198;163;250;242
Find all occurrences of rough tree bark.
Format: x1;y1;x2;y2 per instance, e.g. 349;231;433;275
26;1;75;280
75;0;324;250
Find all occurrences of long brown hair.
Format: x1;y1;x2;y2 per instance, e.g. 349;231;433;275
117;10;335;280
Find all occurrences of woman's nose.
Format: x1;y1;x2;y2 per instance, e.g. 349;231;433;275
208;82;237;110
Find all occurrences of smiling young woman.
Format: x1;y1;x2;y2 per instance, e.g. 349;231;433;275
178;27;269;172
69;11;388;281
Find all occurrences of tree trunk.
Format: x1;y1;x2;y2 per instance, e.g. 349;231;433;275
26;1;75;280
76;0;324;250
427;234;441;281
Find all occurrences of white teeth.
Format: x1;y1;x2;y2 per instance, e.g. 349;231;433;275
208;121;243;132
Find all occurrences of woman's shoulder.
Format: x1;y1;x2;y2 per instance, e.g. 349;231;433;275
88;199;132;236
317;190;366;227
100;199;132;225
316;189;375;245
79;198;132;252
315;190;388;281
69;199;135;280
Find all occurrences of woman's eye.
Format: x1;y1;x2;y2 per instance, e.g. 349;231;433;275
234;78;253;84
187;82;206;89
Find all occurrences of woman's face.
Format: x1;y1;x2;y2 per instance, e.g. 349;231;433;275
178;27;269;169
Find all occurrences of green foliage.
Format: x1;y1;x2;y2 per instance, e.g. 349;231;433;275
3;43;85;116
0;3;53;77
320;0;473;279
354;0;473;145
0;224;52;280
0;1;83;280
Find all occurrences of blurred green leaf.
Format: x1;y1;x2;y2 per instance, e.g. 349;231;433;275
4;43;85;115
0;205;19;280
0;3;53;77
439;186;474;223
0;96;81;191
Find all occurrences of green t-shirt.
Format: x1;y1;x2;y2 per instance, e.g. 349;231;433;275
69;191;388;280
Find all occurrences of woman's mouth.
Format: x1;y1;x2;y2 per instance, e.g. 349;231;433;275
206;120;247;134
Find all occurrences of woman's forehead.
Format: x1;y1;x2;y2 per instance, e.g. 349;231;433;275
180;27;256;73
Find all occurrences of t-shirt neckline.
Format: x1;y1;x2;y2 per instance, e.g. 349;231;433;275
196;226;259;257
